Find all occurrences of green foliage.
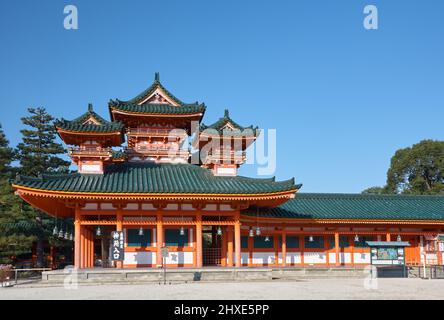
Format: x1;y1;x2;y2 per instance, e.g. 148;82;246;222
16;107;70;176
361;186;386;195
363;140;444;195
386;140;444;195
2;107;73;266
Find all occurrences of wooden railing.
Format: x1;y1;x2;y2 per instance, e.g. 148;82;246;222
68;147;113;157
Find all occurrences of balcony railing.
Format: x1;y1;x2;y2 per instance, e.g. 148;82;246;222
125;146;189;157
203;151;246;164
68;147;113;157
127;127;187;138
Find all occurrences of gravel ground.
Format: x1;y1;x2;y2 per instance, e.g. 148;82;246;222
0;278;443;300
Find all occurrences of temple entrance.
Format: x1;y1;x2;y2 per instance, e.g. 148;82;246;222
202;226;222;266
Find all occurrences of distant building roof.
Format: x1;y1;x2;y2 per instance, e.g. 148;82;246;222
243;193;444;221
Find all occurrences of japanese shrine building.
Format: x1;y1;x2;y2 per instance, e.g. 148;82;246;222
12;74;444;269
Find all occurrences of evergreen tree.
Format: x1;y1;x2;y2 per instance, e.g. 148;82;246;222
362;140;444;195
0;124;34;264
14;107;71;267
16;107;70;176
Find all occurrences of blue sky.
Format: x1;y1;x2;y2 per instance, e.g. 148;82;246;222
0;0;443;193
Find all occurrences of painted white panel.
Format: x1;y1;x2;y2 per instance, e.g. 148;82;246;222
278;252;302;264
219;204;234;211
100;203;114;210
124;203;138;210
181;204;194;211
216;167;236;175
81;164;102;173
142;203;156;210
354;252;370;264
252;252;276;265
82;203;98;210
328;252;354;264
341;252;352;263
124;252;155;265
242;253;249;264
203;204;217;211
165;251;193;265
164;204;179;211
303;252;327;264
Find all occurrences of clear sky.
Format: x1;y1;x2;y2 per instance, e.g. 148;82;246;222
0;0;443;193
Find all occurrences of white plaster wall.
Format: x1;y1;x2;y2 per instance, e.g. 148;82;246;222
353;252;370;264
304;252;327;264
328;252;352;264
278;252;302;264
124;252;155;265
240;253;249;265
165;251;193;265
252;252;276;265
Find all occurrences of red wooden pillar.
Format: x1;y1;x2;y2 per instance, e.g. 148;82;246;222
116;210;123;268
335;232;340;266
227;226;234;267
74;208;81;269
386;233;391;241
234;214;241;267
196;212;203;268
282;229;287;266
156;212;163;267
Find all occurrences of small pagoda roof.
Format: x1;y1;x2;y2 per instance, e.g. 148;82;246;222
13;162;300;196
55;104;124;134
109;73;206;117
200;109;259;137
242;193;444;221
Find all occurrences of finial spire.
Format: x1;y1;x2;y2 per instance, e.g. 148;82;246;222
88;103;93;112
154;72;160;82
224;109;229;118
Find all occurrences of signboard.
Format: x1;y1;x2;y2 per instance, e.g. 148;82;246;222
370;247;405;265
111;231;124;261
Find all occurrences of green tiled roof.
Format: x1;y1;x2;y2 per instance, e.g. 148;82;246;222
13;163;300;195
55;104;124;133
243;193;444;221
109;73;206;116
109;102;206;115
200;109;258;136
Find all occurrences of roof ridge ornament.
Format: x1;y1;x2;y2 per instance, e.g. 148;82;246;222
154;72;160;82
224;109;229;118
88;103;93;112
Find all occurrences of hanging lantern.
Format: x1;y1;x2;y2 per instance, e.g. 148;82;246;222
354;234;359;242
249;228;254;237
255;227;261;236
64;231;69;240
397;234;402;242
96;226;102;237
180;226;185;236
217;226;222;236
58;229;64;239
138;227;144;236
308;235;314;242
52;225;58;236
265;236;270;242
